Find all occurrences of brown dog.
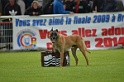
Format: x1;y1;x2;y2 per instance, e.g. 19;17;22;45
50;28;91;66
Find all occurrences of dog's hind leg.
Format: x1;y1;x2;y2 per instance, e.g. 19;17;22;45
71;45;78;66
79;47;89;65
77;42;89;65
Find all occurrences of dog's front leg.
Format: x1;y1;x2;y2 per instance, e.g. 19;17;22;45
52;44;56;52
60;48;64;67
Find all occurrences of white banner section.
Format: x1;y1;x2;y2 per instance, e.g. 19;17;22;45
13;12;124;50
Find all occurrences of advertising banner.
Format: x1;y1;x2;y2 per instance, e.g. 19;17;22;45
13;12;124;50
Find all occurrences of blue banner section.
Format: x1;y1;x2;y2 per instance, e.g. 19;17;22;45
15;13;124;27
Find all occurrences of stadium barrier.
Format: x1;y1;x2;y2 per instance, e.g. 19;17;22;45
0;12;124;52
0;17;13;51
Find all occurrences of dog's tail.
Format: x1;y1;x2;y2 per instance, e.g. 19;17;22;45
85;46;91;54
82;39;91;54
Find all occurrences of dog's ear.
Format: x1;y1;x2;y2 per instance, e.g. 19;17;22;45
56;29;58;32
50;27;53;31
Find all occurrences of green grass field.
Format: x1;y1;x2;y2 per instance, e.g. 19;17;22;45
0;49;124;82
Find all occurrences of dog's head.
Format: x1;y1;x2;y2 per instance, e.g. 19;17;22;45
50;27;59;43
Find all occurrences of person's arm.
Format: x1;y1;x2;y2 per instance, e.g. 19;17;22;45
57;3;70;14
19;2;25;15
93;0;97;12
24;7;33;15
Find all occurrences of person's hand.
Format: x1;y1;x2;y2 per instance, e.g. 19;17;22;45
70;12;74;14
33;12;36;15
33;12;39;15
